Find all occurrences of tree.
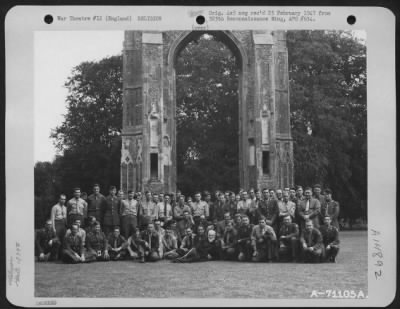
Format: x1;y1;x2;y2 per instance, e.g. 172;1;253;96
175;34;240;195
287;30;366;220
49;55;123;195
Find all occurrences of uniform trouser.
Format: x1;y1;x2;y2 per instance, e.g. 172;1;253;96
252;238;278;262
301;247;323;263
237;240;253;261
121;215;137;239
109;249;128;260
164;249;180;259
85;248;109;262
144;249;160;262
54;219;66;241
62;248;83;263
221;247;237;260
176;248;201;263
68;214;84;228
324;245;339;261
37;240;61;261
279;237;299;261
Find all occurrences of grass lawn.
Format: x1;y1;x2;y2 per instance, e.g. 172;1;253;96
35;231;367;298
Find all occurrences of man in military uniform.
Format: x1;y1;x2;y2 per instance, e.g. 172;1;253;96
107;226;128;260
140;222;161;262
219;220;238;260
140;191;158;229
300;220;324;263
120;190;140;239
102;186;121;236
85;222;110;262
87;184;107;223
278;191;296;227
62;224;85;263
313;184;326;205
237;215;254;261
251;216;278;262
319;216;340;262
321;188;340;229
191;192;209;226
297;187;321;232
50;194;67;243
177;227;196;257
35;220;61;261
257;188;279;233
67;187;87;227
278;215;299;262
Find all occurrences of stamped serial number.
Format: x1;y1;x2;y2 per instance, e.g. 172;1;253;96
310;289;367;299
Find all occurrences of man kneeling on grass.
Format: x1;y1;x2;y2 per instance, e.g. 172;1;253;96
319;216;340;263
107;226;128;261
140;222;161;262
62;224;86;263
251;216;278;262
85;222;110;262
36;220;61;262
278;215;299;262
300;220;324;263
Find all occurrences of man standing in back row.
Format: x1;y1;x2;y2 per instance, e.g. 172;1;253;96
87;184;107;223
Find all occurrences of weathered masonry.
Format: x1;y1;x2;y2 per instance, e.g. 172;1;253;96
120;30;294;193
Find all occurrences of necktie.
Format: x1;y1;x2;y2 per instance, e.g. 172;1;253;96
149;233;151;249
308;230;312;246
114;238;117;249
164;202;167;217
306;200;310;212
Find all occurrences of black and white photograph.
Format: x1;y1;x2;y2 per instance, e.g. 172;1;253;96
5;6;396;307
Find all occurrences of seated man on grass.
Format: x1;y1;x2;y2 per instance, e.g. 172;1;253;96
36;220;61;262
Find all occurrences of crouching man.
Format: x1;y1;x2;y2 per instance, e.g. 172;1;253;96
140;222;161;262
62;224;85;263
319;216;340;262
300;220;324;263
278;215;300;262
85;222;110;262
36;220;61;262
251;216;278;262
107;226;128;260
236;215;253;261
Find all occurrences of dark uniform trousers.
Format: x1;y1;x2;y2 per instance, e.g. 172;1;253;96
62;234;84;264
218;231;237;260
252;237;278;262
85;232;109;262
121;215;138;239
320;225;340;262
35;228;61;261
237;224;254;261
278;223;300;262
107;235;128;260
300;228;324;263
141;231;161;262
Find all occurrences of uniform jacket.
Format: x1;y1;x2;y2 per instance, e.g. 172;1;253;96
298;198;321;228
300;227;323;250
319;225;340;246
278;222;299;239
102;195;121;226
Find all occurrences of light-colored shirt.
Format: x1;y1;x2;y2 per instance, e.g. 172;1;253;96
67;198;87;216
158;202;173;219
237;199;252;213
278;200;296;218
141;200;158;220
65;228;86;246
120;199;138;216
51;203;67;221
191;201;209;217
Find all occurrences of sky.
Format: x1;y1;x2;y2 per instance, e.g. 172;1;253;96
34;30;365;163
34;31;124;162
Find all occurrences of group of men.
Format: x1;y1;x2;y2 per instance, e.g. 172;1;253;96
35;184;340;264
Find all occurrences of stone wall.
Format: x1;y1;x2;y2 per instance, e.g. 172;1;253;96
121;30;294;193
